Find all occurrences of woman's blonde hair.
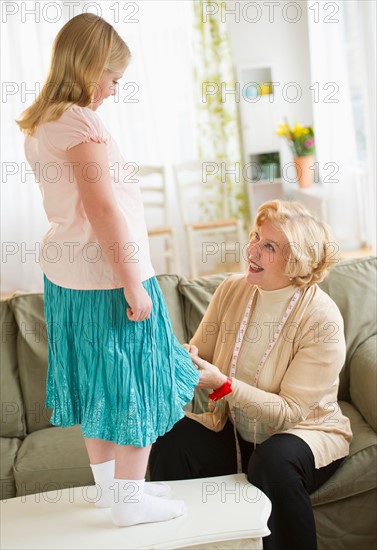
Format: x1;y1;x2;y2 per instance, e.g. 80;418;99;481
253;200;338;288
16;13;130;135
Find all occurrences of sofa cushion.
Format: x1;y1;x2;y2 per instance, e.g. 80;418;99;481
318;257;377;401
0;301;25;438
311;401;377;506
157;274;187;343
313;489;377;550
178;274;230;340
0;437;22;500
349;335;377;433
13;425;93;497
8;294;52;433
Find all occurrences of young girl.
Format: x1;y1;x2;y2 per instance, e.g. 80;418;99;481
16;13;199;527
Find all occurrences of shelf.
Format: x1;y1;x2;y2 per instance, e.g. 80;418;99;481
237;64;281;158
292;183;331;199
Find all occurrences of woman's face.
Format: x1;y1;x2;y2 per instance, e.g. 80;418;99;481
246;220;292;290
92;70;124;110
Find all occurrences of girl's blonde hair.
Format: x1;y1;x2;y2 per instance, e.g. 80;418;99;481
16;14;130;135
253;200;338;288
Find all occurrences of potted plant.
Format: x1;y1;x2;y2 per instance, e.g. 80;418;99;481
276;120;315;188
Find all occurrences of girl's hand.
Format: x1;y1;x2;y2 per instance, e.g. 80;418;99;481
123;285;152;322
182;343;199;356
188;352;228;390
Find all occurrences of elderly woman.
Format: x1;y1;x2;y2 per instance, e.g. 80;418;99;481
149;200;352;550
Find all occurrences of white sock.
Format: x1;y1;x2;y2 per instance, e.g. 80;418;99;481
90;460;171;508
90;460;115;509
111;479;186;527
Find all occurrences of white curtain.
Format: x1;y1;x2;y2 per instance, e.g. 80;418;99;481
357;0;376;251
1;1;197;294
1;2;65;294
307;0;376;251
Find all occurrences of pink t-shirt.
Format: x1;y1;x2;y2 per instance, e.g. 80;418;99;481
25;105;155;290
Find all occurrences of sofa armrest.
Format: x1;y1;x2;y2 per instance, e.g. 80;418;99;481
349;335;377;432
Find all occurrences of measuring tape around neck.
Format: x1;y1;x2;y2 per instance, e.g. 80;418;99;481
229;286;301;472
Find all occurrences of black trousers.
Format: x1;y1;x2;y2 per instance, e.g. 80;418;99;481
149;417;343;550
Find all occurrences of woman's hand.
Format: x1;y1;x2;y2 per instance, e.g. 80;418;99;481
124;285;152;322
183;345;228;390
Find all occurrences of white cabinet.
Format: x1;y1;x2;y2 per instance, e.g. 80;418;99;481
291;184;330;223
237;64;285;219
241;97;281;156
246;180;285;221
236;64;281;159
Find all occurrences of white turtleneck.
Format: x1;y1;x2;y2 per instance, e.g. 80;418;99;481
230;284;298;444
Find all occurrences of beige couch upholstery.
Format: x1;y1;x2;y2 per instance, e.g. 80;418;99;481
1;257;376;549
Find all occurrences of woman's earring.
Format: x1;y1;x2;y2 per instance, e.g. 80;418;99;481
289;277;293;281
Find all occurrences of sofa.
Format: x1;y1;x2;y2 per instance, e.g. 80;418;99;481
1;257;376;549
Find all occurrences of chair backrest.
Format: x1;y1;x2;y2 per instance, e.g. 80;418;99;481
174;160;232;226
137;166;168;229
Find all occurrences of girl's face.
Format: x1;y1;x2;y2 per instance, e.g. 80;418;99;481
246;220;293;290
92;70;124;110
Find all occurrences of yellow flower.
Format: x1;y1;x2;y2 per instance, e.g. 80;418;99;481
276;123;290;137
276;120;315;156
292;124;305;139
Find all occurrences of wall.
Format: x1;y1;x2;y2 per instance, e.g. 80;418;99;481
226;0;313;174
225;0;365;251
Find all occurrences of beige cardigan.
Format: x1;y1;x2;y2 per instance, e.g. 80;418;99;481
190;275;352;468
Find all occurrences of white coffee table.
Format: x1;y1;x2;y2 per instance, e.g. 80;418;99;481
1;474;271;549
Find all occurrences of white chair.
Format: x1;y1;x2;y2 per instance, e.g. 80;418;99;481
174;160;246;278
137;165;180;274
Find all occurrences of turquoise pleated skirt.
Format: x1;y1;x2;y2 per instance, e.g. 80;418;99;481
43;275;199;447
